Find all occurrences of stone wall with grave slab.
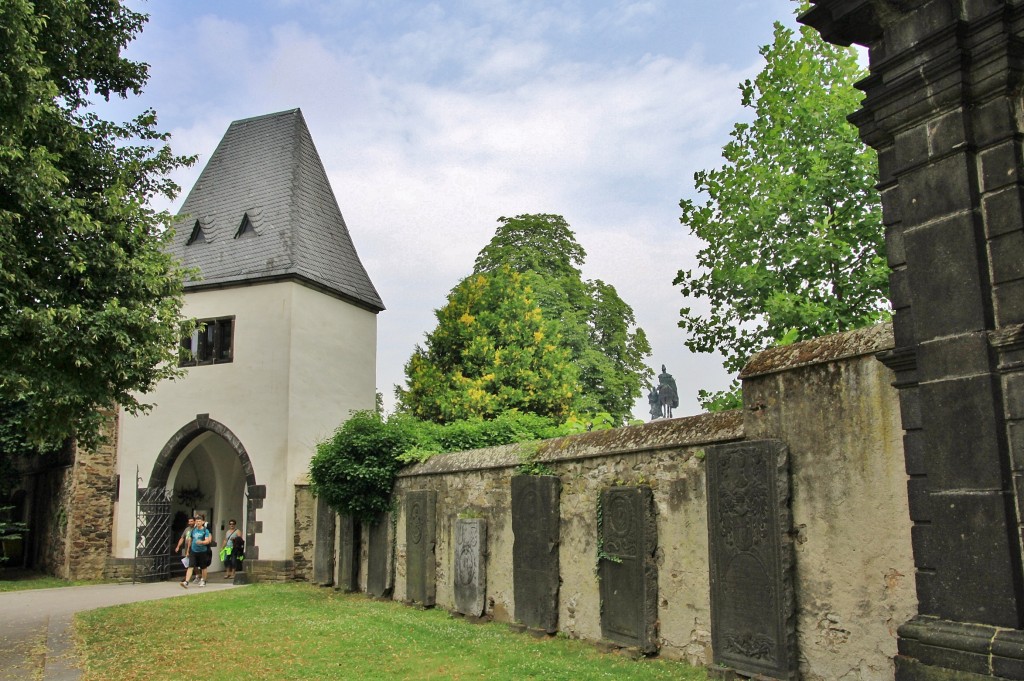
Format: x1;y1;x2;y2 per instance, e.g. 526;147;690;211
512;475;560;632
385;324;916;679
395;411;742;662
454;518;487;617
404;489;437;606
312;497;336;587
598;485;658;652
365;512;392;598
706;440;796;680
337;514;358;592
741;323;917;680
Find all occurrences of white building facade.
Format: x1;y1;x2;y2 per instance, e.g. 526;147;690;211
110;109;383;579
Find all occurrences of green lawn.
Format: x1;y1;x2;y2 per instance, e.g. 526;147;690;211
0;568;98;592
75;583;708;680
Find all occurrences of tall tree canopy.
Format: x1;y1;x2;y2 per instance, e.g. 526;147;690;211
0;1;194;448
675;18;888;406
473;214;651;422
397;266;581;423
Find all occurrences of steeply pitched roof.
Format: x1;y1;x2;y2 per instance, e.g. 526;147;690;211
169;109;385;312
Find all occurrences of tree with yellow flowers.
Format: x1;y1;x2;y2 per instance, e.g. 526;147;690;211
397;265;582;423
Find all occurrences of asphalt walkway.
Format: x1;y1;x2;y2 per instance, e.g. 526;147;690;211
0;577;241;680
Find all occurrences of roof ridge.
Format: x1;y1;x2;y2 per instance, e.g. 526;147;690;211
231;108;301;126
287;108;305;277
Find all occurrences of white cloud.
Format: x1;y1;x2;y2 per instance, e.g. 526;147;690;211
116;1;773;417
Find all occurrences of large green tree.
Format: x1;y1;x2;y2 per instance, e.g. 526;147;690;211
675;17;888;406
473;214;651;422
398;265;582;423
0;1;194;449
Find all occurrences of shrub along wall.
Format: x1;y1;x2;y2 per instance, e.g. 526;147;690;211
336;324;916;680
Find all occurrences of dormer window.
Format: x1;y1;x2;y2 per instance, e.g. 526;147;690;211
180;317;234;366
186;219;206;245
235;213;255;239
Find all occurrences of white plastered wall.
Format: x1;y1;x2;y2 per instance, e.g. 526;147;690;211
286;282;378;483
114;280;378;564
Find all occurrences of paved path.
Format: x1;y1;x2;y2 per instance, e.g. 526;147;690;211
0;578;241;680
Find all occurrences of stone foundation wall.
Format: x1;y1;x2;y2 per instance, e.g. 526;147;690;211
377;324;916;680
246;559;294;582
105;557;137;581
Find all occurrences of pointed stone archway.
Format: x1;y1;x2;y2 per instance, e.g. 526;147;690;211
148;414;264;566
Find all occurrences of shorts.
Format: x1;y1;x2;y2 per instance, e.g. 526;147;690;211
224;553;243;570
189;550;212;569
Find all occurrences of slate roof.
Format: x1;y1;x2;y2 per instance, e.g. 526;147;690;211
169;109;385;312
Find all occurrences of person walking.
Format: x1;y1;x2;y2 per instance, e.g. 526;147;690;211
174;517;196;583
181;517;213;588
222;519;242;580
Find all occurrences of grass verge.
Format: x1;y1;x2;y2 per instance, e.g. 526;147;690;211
0;569;98;592
75;583;708;680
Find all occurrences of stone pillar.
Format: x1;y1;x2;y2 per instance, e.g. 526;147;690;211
802;2;1024;678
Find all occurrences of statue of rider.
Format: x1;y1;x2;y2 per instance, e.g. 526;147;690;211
657;365;679;419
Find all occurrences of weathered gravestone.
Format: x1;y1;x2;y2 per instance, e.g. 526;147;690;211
312;496;335;586
405;489;437;606
598;485;658;653
337;514;359;592
706;440;796;680
366;512;391;598
512;475;560;632
454;518;487;617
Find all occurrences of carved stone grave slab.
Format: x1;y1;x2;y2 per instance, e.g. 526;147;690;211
312;495;336;586
405;489;437;606
598;485;658;652
337;514;358;592
706;440;796;680
512;475;560;632
367;512;391;598
454;518;487;616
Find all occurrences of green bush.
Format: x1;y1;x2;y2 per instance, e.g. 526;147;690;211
309;412;419;521
309;410;573;517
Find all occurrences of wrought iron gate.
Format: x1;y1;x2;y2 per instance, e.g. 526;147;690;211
134;486;172;582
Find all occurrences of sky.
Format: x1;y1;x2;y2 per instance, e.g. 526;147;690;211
104;0;804;420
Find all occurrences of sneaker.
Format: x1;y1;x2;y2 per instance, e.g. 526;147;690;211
199;579;206;587
180;581;188;588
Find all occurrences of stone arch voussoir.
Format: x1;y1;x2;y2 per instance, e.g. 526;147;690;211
148;414;263;560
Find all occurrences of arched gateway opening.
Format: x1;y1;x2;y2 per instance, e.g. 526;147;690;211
142;414;263;580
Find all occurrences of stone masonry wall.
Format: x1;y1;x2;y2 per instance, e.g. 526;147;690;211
31;461;73;577
384;324;917;680
65;407;118;580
